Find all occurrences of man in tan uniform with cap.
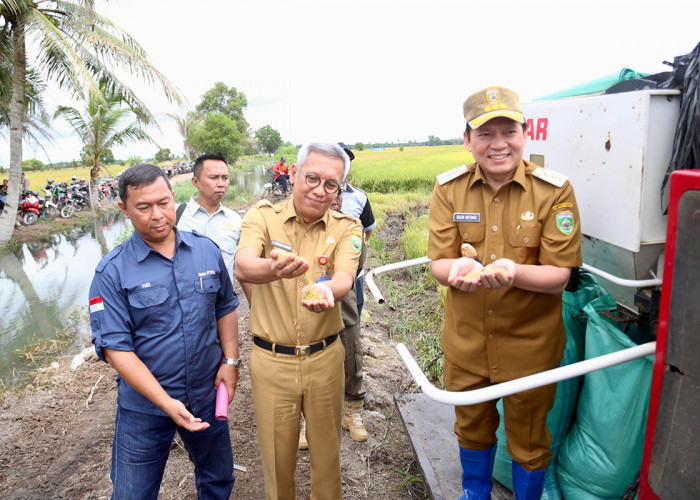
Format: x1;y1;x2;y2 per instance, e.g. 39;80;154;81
235;142;362;499
428;87;581;500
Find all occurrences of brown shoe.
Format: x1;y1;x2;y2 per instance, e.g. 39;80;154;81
298;414;308;450
342;400;368;442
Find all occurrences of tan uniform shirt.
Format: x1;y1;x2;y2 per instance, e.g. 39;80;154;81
428;160;582;381
238;199;362;345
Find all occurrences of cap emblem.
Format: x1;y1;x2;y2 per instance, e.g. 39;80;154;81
486;88;501;104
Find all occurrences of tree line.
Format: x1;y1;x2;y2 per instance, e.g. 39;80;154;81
0;1;288;248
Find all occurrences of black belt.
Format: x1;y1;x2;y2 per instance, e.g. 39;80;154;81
253;334;338;356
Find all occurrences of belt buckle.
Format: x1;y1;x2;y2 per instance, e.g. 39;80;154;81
295;345;310;356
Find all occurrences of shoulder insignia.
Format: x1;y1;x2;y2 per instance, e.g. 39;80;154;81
95;243;124;272
254;199;285;213
330;210;353;220
532;166;568;188
255;199;274;209
437;165;469;185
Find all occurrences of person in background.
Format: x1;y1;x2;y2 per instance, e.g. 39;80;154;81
235;142;361;499
89;163;241;498
272;156;290;195
20;172;29;193
337;142;375;441
176;152;251;304
428;86;582;500
0;179;8;213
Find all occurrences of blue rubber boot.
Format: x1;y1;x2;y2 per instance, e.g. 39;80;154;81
512;461;546;500
457;445;496;500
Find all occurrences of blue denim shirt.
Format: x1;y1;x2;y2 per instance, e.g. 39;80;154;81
89;228;238;417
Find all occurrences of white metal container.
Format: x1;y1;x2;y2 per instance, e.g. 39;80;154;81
521;89;681;308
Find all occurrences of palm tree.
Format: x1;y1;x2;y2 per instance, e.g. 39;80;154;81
54;79;156;210
167;111;202;162
0;28;52;150
0;0;183;247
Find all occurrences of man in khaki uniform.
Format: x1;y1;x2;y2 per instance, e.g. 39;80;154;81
235;142;362;499
428;87;581;500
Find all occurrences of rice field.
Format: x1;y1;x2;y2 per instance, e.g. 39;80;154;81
16;165;126;191
348;145;474;193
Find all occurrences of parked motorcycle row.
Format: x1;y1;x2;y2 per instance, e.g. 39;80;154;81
9;176;120;226
164;161;194;178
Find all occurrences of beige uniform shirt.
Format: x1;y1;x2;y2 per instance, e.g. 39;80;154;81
428;160;582;381
238;199;362;346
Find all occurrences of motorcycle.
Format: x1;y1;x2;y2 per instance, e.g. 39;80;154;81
42;188;58;220
54;182;76;218
19;191;41;225
262;168;290;200
69;181;90;211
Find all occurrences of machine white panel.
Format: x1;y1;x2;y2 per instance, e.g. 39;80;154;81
522;90;680;252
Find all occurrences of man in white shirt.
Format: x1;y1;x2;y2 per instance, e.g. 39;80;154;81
177;153;251;303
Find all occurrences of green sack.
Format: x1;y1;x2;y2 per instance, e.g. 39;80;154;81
557;295;654;499
492;272;606;498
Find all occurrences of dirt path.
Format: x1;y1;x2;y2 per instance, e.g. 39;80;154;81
0;212;433;499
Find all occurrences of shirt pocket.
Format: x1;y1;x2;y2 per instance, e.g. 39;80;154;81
457;222;486;257
128;286;169;331
195;275;221;317
458;222;486;244
507;225;542;264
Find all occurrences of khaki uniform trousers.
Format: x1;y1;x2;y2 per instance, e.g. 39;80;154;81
340;286;365;401
444;356;557;471
250;337;345;499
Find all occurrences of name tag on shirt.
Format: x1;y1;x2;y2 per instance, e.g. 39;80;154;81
453;213;481;222
271;240;293;252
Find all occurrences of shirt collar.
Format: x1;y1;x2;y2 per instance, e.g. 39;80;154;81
132;226;190;262
187;196;224;216
341;182;355;193
280;198;329;228
468;160;528;191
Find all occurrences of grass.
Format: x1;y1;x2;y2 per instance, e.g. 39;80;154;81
172;182;254;211
361;185;447;383
349;145;473;193
14;328;76;368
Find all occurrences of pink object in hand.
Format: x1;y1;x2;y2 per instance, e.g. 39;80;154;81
215;383;229;421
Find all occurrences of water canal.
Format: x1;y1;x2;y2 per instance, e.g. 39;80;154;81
0;166;270;387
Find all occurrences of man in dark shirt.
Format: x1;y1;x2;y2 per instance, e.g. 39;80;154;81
89;163;241;498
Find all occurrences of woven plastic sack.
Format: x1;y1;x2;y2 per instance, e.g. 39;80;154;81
557;295;654;499
492;272;606;498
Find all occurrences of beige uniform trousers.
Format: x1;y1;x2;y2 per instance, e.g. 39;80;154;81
250;337;345;499
444;357;557;471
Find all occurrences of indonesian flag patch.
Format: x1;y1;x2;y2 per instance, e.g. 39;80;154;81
89;296;104;313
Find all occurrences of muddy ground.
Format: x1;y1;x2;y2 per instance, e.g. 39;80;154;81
0;210;436;499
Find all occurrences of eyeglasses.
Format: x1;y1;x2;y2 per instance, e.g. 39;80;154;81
300;170;341;194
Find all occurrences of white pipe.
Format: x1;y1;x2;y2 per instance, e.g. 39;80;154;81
395;341;656;406
365;256;431;303
365;258;662;304
580;263;662;288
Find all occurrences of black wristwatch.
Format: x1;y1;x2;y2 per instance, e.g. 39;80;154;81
222;358;242;369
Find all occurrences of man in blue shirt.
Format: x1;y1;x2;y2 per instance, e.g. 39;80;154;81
89;163;241;499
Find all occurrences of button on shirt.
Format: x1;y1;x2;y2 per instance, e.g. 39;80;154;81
237;199;361;346
89;229;239;417
428;160;582;381
177;196;242;284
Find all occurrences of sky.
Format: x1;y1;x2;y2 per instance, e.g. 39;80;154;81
4;0;700;166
